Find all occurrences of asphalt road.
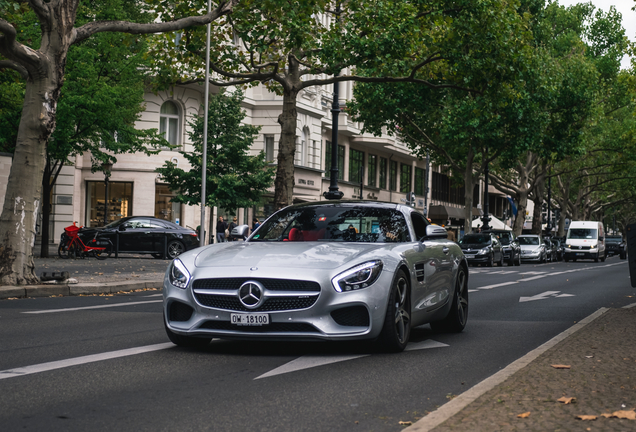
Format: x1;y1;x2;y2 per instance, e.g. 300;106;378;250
1;256;634;431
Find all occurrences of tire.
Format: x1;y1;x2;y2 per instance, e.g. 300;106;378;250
431;266;468;334
600;252;606;263
515;253;521;266
167;240;185;259
507;255;514;266
58;240;71;259
164;317;211;348
94;243;112;260
487;253;494;267
377;270;411;353
564;257;569;262
594;253;599;263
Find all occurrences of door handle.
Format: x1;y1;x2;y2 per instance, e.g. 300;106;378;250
443;247;449;254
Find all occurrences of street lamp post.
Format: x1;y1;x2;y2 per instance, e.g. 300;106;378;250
102;162;113;227
323;3;344;201
481;146;491;231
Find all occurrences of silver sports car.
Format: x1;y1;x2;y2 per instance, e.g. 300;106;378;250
163;201;469;352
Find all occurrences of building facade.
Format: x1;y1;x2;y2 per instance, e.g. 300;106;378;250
0;80;515;247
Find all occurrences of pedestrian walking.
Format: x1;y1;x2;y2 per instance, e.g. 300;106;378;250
216;216;228;243
252;218;260;233
228;216;238;241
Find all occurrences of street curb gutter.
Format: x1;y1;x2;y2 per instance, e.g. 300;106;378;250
404;307;610;432
0;279;164;300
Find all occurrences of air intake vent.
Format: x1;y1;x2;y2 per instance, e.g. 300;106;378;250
330;306;370;327
169;301;194;322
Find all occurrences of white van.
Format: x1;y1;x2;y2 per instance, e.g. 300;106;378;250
564;221;606;262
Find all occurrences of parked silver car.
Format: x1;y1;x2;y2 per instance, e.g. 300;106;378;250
518;234;547;263
163;201;469;352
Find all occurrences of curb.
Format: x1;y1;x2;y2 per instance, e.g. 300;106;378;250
0;279;164;300
404;307;610;432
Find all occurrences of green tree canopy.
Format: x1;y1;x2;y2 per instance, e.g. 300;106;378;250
156;90;275;213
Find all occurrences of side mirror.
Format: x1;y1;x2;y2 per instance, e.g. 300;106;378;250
118;224;126;232
598;236;604;241
422;225;448;240
231;224;250;240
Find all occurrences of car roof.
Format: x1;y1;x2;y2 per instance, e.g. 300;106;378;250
518;234;540;237
289;200;401;210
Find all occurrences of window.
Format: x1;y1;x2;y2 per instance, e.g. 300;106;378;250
368;154;377;187
411;212;430;240
159;101;180;147
400;163;412;193
265;135;275;162
155;184;181;224
349;148;364;183
86;181;133;227
324;141;344;180
415;167;426;196
389;160;398;191
379;157;388;189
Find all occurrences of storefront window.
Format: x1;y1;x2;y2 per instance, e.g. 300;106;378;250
155;184;181;224
86;181;132;227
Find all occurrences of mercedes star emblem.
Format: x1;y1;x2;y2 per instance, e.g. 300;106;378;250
238;281;265;309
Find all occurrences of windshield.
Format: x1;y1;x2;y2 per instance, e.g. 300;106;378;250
494;233;512;245
567;228;597;240
606;236;622;243
518;237;540;245
251;206;409;243
459;234;491;245
103;218;127;229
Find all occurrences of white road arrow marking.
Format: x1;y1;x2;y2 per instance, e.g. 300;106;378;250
254;339;448;380
519;291;574;303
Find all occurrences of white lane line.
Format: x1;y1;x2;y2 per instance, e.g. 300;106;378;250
22;300;163;314
476;281;518;290
0;343;173;380
254;339;449;380
519;275;548;282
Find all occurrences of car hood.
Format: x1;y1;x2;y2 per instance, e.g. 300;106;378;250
194;241;387;269
459;244;489;250
519;244;540;250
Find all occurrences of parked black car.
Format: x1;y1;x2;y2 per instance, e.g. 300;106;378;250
544;237;557;262
78;216;200;259
606;235;627;259
458;233;504;267
489;229;521;266
551;238;564;261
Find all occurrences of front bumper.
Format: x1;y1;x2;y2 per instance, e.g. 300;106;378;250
520;251;542;262
163;266;396;342
564;250;598;260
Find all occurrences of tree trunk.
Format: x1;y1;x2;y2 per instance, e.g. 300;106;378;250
531;166;546;235
462;150;477;234
273;57;302;210
0;78;60;284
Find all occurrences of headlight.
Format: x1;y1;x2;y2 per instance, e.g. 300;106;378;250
533;248;541;254
590;244;596;249
332;260;383;292
169;259;191;289
477;247;490;255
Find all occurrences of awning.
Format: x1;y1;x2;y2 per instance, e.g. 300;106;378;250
428;205;466;220
472;207;482;216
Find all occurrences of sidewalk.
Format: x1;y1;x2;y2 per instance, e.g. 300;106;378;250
0;245;166;300
407;305;636;431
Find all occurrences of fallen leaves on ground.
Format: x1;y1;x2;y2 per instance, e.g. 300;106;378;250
601;410;636;420
398;421;412;426
576;415;597;421
551;364;571;369
517;412;531;418
558;397;576;404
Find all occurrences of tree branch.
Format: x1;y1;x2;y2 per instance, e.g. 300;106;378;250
0;60;29;79
71;0;237;45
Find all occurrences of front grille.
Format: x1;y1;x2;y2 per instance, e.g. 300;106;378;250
198;320;317;333
331;306;370;327
193;294;318;312
193;278;320;292
169;301;194;322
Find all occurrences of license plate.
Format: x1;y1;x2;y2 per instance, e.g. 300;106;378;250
576;253;584;256
230;313;269;326
464;255;475;259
